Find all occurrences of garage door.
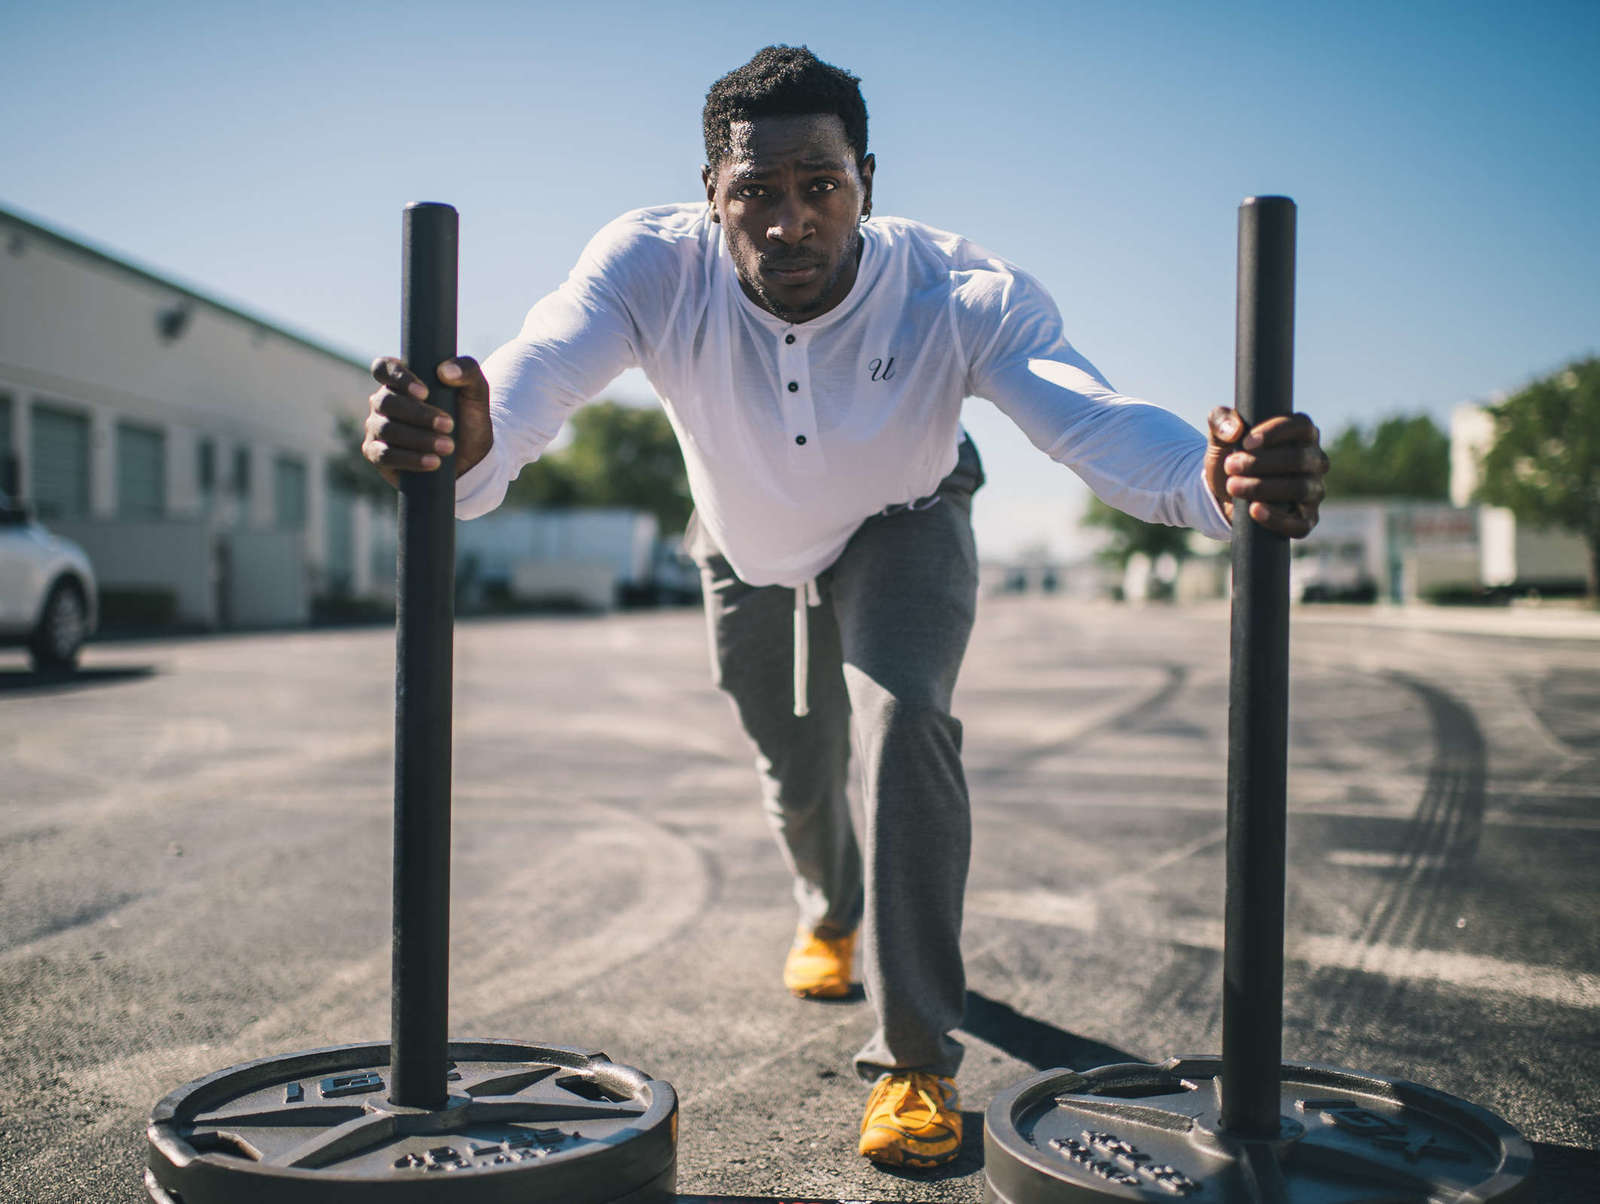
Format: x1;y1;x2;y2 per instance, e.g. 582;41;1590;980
274;455;307;529
117;421;166;518
324;472;354;593
30;403;91;519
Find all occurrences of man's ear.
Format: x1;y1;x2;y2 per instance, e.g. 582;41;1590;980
701;165;720;223
859;153;876;218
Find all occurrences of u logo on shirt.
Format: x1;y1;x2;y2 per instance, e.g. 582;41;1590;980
869;356;897;382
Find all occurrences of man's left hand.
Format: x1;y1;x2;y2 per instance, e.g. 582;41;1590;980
1205;407;1329;538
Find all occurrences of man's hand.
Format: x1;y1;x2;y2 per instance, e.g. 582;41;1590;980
362;357;493;488
1205;407;1328;538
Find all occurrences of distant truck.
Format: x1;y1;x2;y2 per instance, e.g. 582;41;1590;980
1478;506;1588;596
1288;504;1381;602
1289;501;1490;604
454;507;699;610
1290;537;1378;602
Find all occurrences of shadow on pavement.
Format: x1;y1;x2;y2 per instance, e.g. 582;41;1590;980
1532;1141;1599;1203
680;1197;938;1203
962;990;1144;1072
0;665;156;694
806;983;867;1005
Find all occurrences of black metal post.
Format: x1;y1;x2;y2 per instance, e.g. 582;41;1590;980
390;202;459;1110
1220;195;1296;1138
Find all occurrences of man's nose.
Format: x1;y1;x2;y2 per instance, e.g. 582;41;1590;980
766;194;812;245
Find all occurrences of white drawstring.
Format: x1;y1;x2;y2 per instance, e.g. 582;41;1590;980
789;495;940;718
793;578;822;717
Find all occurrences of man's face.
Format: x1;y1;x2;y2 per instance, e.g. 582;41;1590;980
703;113;875;323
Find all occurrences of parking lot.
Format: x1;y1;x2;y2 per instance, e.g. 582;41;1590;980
2;597;1597;1202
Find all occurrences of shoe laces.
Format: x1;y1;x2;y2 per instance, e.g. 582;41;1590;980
876;1072;951;1122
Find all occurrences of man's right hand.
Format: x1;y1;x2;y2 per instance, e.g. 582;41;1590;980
363;356;493;488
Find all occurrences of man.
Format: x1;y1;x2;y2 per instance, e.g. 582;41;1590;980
363;45;1328;1169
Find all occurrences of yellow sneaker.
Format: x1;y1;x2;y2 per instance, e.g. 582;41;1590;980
781;927;855;998
858;1072;962;1167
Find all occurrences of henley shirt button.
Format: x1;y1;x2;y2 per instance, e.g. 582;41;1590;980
784;334;795;344
795;435;807;446
787;381;799;392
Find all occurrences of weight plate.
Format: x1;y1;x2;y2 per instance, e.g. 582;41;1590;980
984;1056;1533;1203
146;1039;676;1203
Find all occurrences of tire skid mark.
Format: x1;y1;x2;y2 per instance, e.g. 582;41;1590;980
8;726;394;829
51;795;712;1123
967;662;1189;780
1;889;145;953
0;822;63;852
1308;671;1488;1030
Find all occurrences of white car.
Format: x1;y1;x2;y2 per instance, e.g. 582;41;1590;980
0;491;98;670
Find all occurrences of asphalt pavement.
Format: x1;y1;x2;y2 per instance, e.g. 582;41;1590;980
2;597;1597;1202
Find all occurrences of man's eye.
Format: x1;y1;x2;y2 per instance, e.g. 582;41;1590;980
735;185;768;200
810;180;838;193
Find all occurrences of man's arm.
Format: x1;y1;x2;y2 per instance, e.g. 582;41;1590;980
362;213;663;516
963;266;1326;539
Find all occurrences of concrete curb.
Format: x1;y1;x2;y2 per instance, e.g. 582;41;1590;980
1291;601;1600;641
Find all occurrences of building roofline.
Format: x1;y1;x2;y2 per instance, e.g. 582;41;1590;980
0;200;371;374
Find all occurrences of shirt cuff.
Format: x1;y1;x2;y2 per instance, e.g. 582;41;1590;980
1194;477;1232;541
453;440;509;520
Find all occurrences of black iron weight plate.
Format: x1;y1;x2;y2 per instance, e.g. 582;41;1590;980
984;1057;1534;1204
146;1039;677;1203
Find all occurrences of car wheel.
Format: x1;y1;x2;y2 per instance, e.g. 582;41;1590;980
30;581;86;672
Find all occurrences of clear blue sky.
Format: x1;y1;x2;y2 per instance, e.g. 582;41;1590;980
7;0;1597;558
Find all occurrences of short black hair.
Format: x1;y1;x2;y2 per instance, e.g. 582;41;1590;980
702;45;869;169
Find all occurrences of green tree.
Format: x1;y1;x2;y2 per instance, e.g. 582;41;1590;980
1322;413;1450;499
1475;356;1600;599
505;401;692;533
1081;494;1192;568
502;450;582;512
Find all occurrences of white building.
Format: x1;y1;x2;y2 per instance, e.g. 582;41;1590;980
0;204;392;628
1451;404;1587;591
1169;401;1587;605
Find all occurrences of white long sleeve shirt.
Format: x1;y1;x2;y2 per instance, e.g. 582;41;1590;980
457;203;1229;588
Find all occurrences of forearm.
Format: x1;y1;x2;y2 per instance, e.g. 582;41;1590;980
453;284;639;521
981;354;1231;540
452;343;577;520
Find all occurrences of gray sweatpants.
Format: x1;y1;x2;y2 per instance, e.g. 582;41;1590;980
688;437;984;1081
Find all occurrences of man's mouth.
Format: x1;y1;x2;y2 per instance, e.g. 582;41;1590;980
762;259;824;286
